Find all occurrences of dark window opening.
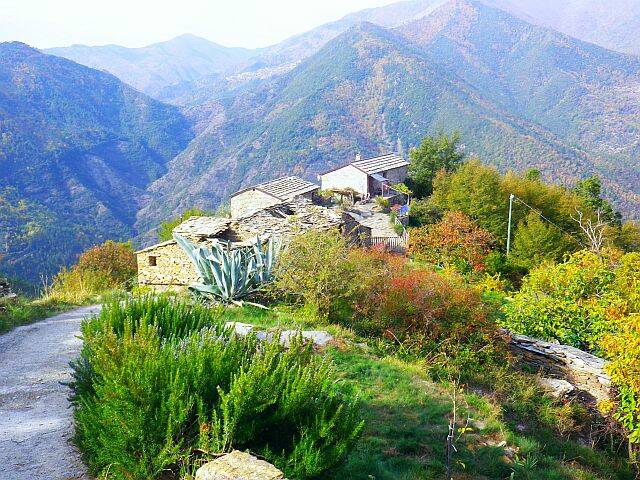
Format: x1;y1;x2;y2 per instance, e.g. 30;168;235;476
148;256;157;266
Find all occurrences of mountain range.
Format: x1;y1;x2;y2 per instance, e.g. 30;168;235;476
2;0;640;284
46;0;640;99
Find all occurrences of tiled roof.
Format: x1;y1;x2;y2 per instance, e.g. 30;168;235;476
231;176;319;201
172;216;231;238
352;153;409;174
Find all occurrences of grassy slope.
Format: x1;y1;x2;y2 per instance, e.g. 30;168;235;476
0;297;73;334
225;306;633;480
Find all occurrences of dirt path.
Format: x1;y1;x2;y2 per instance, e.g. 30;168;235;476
0;305;101;480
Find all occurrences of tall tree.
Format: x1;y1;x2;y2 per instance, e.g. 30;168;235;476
574;176;622;226
431;160;507;238
407;132;465;198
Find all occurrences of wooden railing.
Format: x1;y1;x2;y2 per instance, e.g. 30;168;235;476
368;231;409;252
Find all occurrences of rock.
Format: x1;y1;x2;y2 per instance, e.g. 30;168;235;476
195;450;285;480
0;277;16;306
223;321;334;348
279;330;334;347
506;331;612;402
225;321;255;336
539;377;575;398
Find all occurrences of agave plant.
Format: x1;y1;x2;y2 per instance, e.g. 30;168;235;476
174;234;279;305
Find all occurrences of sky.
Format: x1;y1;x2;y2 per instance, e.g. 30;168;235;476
0;0;398;49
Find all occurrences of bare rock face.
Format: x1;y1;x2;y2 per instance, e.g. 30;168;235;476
195;450;285;480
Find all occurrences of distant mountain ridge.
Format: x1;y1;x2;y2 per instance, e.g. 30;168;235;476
44;1;449;97
44;0;640;100
45;34;258;97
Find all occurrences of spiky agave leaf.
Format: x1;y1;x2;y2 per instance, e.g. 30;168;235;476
175;234;280;304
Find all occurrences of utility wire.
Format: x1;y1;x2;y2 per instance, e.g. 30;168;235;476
511;195;588;249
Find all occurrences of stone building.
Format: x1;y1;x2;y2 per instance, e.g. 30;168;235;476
136;198;370;291
319;153;409;198
230;176;320;218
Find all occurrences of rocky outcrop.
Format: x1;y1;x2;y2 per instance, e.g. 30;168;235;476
507;332;611;402
195;450;284;480
225;321;334;348
0;277;16;303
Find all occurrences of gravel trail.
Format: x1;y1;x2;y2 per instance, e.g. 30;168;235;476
0;305;101;479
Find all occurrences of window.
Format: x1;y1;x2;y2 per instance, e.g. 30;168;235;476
148;256;157;266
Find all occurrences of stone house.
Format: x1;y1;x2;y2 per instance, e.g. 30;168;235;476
319;153;409;199
136;198;371;291
230;176;320;218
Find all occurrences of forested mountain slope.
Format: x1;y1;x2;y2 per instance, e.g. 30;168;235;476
398;0;640;215
0;42;193;283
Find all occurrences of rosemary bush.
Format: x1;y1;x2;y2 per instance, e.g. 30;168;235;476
71;296;362;479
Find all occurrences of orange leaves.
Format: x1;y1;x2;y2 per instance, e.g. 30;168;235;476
408;211;496;272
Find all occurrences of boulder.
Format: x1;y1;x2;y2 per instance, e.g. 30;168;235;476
0;277;16;304
195;450;284;480
538;377;575;399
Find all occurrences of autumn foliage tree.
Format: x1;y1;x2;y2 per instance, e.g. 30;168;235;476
409;211;496;273
48;240;137;302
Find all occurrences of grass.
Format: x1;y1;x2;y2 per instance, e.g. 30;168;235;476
0;289;128;335
0;296;73;334
221;305;635;480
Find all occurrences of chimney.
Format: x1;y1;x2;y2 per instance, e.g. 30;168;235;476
355;153;362;162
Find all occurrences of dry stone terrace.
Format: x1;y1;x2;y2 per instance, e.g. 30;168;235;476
507;332;612;402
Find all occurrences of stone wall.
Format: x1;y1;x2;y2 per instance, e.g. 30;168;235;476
383;165;408;184
507;332;611;402
137;200;351;290
136;240;198;290
230;200;344;243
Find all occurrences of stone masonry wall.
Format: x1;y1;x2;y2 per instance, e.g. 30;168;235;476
383;165;408;184
507;332;612;402
137;241;198;290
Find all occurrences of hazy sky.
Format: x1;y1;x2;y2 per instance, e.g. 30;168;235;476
0;0;397;49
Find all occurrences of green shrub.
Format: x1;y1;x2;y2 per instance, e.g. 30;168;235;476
408;198;443;227
352;261;504;370
71;296;362;479
273;230;380;320
501;249;624;352
374;196;391;211
408;211;496;274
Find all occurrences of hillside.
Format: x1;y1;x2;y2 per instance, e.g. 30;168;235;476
45;1;449;99
397;0;640;215
0;42;193;283
137;20;614;231
44;0;640;102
